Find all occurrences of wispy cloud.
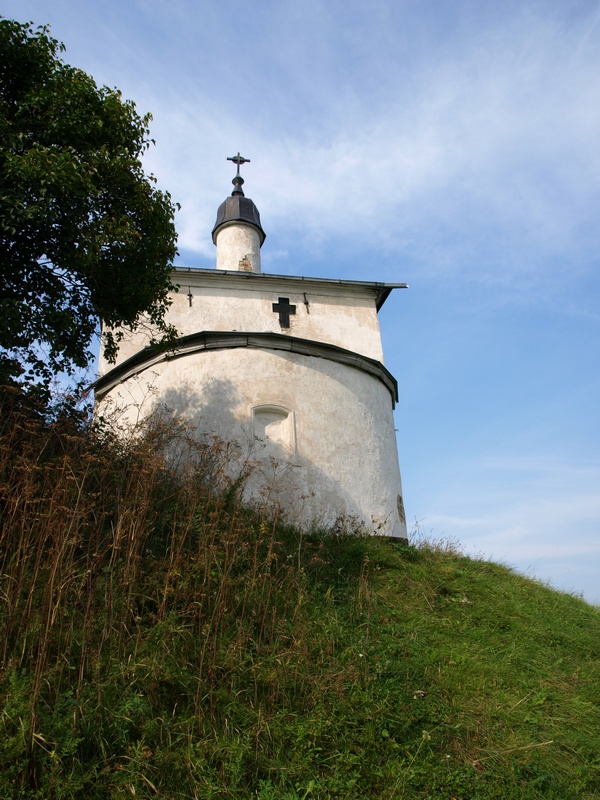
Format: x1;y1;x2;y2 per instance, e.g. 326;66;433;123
121;2;600;293
15;0;599;286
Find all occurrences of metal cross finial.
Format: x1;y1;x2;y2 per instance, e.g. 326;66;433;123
227;152;251;177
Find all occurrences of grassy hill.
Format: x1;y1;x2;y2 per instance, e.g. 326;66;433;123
1;395;599;799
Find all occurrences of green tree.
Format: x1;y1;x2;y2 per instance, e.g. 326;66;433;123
0;19;178;390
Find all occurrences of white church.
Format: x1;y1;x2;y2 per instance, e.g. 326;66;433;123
96;155;408;541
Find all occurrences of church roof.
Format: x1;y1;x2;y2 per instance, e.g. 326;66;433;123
173;266;408;312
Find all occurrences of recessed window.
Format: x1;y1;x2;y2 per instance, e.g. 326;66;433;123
252;405;296;454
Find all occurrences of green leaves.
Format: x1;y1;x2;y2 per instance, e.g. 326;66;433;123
0;19;178;388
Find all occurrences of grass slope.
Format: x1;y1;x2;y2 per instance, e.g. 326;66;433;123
0;398;599;798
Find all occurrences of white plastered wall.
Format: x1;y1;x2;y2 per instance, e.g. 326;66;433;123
98;273;385;373
97;347;406;539
215;225;262;273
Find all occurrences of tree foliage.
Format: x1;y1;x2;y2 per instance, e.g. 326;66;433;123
0;19;178;389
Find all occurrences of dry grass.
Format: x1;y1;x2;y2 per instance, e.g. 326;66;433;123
1;389;599;798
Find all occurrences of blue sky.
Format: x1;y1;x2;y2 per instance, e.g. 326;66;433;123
5;0;600;604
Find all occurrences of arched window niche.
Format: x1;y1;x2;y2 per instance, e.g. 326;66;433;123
252;404;296;456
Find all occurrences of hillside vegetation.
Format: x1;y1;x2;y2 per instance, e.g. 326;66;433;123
1;391;599;799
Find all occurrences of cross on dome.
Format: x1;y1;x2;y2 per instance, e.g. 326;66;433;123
227;152;250;176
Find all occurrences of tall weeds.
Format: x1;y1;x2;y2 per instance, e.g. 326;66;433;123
1;389;599;799
0;393;333;796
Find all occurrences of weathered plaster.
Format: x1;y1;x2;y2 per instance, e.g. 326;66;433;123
96;251;407;540
215;224;262;273
97;347;406;538
98;270;395;373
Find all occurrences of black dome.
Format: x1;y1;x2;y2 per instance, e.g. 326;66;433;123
211;195;266;245
211;175;266;245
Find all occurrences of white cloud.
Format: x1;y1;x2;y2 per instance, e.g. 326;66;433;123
119;1;600;295
12;0;600;285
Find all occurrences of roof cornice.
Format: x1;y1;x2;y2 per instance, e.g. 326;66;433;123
172;267;408;311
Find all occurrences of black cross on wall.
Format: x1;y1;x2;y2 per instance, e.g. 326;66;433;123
272;297;296;328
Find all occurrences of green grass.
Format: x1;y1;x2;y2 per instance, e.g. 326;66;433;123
0;393;599;798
